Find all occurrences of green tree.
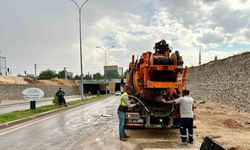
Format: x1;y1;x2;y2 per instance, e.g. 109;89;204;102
57;70;66;79
105;70;120;79
38;69;56;80
73;74;81;80
93;72;103;80
84;74;92;80
97;90;100;96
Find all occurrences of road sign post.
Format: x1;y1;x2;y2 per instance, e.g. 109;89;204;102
22;88;44;110
30;101;36;110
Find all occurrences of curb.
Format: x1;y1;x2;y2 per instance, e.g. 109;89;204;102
0;95;81;107
0;99;52;107
0;97;102;130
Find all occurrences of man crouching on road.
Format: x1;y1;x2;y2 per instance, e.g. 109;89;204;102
162;89;194;144
118;85;140;141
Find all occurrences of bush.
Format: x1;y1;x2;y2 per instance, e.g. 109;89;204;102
97;90;100;96
53;96;60;105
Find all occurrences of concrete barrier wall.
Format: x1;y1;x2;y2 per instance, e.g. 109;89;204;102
186;52;250;112
0;84;80;100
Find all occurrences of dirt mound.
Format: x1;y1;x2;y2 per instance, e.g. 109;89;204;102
223;118;243;128
0;76;28;84
0;76;77;86
39;78;77;86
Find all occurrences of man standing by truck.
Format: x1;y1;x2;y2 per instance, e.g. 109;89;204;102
118;85;140;141
162;89;194;144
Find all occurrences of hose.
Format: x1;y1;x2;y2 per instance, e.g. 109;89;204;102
128;95;174;118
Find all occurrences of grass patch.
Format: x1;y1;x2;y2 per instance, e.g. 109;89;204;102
0;94;111;124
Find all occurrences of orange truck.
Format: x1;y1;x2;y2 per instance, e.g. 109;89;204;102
125;39;187;128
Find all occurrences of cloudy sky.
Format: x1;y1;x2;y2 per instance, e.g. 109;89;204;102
0;0;249;76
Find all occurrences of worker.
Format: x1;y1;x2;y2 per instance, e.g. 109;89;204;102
162;89;194;144
55;88;67;107
118;85;140;141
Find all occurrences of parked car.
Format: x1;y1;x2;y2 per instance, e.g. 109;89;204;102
115;91;121;96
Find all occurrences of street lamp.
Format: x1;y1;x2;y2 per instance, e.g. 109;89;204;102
70;0;89;100
96;46;115;95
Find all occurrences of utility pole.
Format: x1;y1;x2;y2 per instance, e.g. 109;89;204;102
34;64;37;78
70;0;89;100
199;50;201;66
64;67;67;79
96;46;115;95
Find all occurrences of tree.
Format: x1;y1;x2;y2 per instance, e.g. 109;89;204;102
97;90;100;96
73;74;81;80
93;72;103;80
57;70;66;79
105;70;120;79
84;74;92;80
38;69;56;80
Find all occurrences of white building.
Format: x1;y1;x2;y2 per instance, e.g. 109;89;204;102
0;55;7;76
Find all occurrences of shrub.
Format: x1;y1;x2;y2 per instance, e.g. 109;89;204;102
97;90;100;96
53;96;60;105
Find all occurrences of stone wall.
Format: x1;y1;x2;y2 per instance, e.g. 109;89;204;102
187;52;250;112
0;84;80;100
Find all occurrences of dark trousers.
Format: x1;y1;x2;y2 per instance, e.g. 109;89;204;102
59;97;67;107
180;118;193;142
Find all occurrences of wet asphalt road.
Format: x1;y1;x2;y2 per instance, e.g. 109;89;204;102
0;96;199;150
0;96;82;114
0;96;119;150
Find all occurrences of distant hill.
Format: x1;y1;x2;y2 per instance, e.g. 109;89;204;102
187;51;250;112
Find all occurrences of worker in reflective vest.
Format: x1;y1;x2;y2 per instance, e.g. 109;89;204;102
118;85;139;141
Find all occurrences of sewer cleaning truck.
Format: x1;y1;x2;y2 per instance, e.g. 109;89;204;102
125;39;187;128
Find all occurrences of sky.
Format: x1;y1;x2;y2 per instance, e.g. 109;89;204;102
0;0;249;76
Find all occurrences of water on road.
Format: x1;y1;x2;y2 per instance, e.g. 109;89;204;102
0;96;199;150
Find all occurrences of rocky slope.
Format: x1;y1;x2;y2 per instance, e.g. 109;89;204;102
0;77;79;100
187;52;250;112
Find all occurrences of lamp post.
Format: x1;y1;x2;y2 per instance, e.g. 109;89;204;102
70;0;88;100
96;46;115;95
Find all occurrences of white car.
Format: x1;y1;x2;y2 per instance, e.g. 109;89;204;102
115;91;121;96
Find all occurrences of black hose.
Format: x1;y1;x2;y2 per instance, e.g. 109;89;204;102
128;95;174;117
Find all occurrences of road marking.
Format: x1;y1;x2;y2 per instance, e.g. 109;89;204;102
0;105;88;136
0;113;61;136
0;97;113;136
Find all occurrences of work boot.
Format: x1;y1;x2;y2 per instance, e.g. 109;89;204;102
178;141;187;145
124;135;130;138
119;138;127;141
188;140;194;144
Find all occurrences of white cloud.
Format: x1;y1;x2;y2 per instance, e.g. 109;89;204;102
0;0;249;76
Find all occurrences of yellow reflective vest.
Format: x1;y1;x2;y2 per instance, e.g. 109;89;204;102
120;92;128;107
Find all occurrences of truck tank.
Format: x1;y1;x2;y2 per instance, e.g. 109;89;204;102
125;39;187;128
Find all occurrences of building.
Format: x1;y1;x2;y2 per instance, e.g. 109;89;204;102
104;65;123;93
0;55;7;76
118;67;123;77
104;65;120;79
